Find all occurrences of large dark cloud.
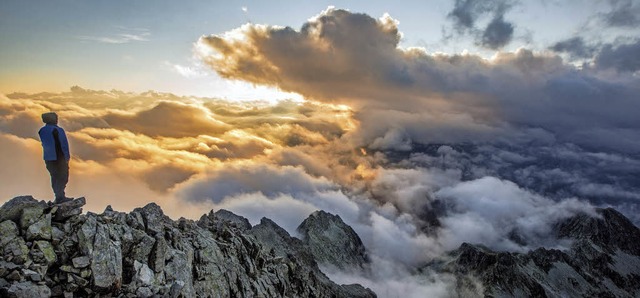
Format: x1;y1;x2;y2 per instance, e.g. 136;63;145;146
594;39;640;72
480;15;514;49
447;0;516;49
197;8;640;153
549;36;640;73
193;11;640;280
549;37;597;59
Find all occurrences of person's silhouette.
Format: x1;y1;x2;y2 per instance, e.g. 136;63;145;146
39;112;72;204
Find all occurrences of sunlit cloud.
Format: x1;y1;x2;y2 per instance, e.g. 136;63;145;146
2;6;640;296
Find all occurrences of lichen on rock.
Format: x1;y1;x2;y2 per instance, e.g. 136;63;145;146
0;196;377;297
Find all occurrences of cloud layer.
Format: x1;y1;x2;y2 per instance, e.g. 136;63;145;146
197;8;640;154
2;7;639;297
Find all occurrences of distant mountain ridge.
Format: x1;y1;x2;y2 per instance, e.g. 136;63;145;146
427;208;640;297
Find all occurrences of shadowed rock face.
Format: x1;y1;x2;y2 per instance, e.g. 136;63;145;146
429;208;640;297
297;210;369;270
0;196;376;298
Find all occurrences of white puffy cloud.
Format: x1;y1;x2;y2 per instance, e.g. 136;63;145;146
435;177;596;251
3;8;639;296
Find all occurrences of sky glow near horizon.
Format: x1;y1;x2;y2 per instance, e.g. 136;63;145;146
1;1;640;296
1;0;637;98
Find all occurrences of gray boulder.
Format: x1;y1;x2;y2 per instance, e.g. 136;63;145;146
132;203;170;236
91;223;123;290
19;205;45;230
0;220;19;247
72;256;90;269
0;196;46;223
25;213;51;241
4;281;51;298
53;197;86;221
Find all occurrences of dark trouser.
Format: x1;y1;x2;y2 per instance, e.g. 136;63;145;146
45;159;69;200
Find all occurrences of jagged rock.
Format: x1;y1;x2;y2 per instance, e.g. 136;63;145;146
136;286;153;297
59;265;80;274
249;217;375;297
5;270;22;281
19;206;45;230
77;214;97;256
131;232;155;264
0;220;19;247
556;208;640;255
91;223;123;290
0;261;20;277
0;195;375;297
212;209;252;230
167;281;184;298
31;240;56;266
297;210;369;269
80;269;91;279
133;260;154;286
343;284;380;298
51;226;64;243
72;256;90;268
0;196;46;223
71;274;89;287
22;269;41;282
133;203;169;236
250;217;312;261
430;208;640;297
25;213;51;241
4;281;51;298
126;211;145;230
149;235;167;273
53;197;86;222
164;245;194;297
4;237;29;265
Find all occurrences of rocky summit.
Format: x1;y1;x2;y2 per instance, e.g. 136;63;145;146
297;211;369;270
0;196;375;298
428;208;640;297
3;195;640;298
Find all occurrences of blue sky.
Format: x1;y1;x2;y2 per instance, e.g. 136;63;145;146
1;4;640;292
0;0;637;98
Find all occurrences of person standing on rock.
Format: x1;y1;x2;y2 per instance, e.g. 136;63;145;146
39;112;72;204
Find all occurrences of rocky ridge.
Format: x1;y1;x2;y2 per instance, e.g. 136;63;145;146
297;211;369;270
429;208;640;297
0;196;375;297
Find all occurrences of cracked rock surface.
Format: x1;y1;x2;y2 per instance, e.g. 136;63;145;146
0;196;376;298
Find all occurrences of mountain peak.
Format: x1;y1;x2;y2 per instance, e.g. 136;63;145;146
297;210;369;270
0;196;375;297
555;207;640;255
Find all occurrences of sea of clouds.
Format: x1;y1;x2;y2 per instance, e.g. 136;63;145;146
2;6;639;297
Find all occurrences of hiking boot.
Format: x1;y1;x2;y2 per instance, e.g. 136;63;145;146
53;197;73;204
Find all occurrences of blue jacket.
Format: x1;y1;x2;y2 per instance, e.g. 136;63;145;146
38;124;70;161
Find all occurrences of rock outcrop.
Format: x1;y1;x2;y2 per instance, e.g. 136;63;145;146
429;208;640;297
0;196;376;298
297;210;369;270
